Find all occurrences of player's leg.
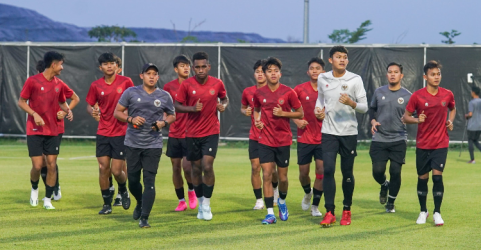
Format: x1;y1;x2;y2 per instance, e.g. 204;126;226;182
320;134;339;227
40;155;48;188
186;137;204;219
385;141;407;212
109;136;128;208
338;135;357;226
467;131;481;163
431;148;447;226
249;139;263;209
415;148;430;224
125;146;143;221
182;156;197;209
272;169;279;206
52;134;62;201
298;143;313;211
27;136;46;207
258;144;277;224
198;134;219;221
97;156;113;214
275;146;290;221
311;146;324;217
167;137;186;211
138;148;161;228
370;141;389;204
42;135;60;209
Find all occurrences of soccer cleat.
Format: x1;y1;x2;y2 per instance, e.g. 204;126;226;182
53;186;62;201
121;191;131;210
277;198;289;221
175;201;187;211
433;212;444;226
43;198;55;210
188;190;197;209
261;214;277;225
379;181;389;204
98;204;112;214
416;211;429;224
133;204;142;220
253;199;265;210
311;205;323;217
273;187;279;206
340;210;352;226
385;203;395;213
468;160;476;164
139;218;151;228
202;204;213;221
113;194;122;206
30;188;39;207
196;208;204;220
301;189;313;211
320;211;336;228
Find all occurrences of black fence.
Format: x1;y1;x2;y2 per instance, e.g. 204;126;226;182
1;43;480;141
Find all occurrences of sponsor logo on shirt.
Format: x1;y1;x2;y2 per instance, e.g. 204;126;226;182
382;96;385;100
278;98;285;105
306;96;309;100
209;89;215;95
425;102;429;107
263;99;266;103
137;98;141;102
398;97;404;104
101;91;105;95
342;84;348;91
193;90;196;95
251;98;253;102
41;87;44;91
117;87;122;93
55;88;59;92
154;99;161;107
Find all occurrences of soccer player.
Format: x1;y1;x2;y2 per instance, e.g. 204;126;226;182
174;52;229;221
403;60;455;226
164;55;197;211
465;86;481;164
369;62;412;213
86;52;133;215
115;63;176;228
18;51;73;210
253;57;304;224
315;46;368;227
241;59;280;209
293;57;325;217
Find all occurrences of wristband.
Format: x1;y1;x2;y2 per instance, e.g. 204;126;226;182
127;116;132;124
163;120;169;126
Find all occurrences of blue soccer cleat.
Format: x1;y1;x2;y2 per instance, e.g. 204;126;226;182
278;198;289;221
262;214;277;225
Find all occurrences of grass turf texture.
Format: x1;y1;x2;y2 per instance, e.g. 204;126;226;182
0;139;480;249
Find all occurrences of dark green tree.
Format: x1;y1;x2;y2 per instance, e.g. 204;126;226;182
88;25;137;42
328;20;372;44
439;30;461;44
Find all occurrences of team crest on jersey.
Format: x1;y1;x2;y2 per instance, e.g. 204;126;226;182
278;98;285;105
342;84;348;91
209;88;215;95
55;87;59;92
101;91;105;95
117;87;122;93
41;87;44;91
326;84;329;88
154;99;161;107
442;101;446;106
425;102;429;107
398;97;404;104
193;90;196;95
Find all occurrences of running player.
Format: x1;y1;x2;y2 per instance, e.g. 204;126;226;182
403;60;455;226
293;57;325;217
465;86;481;164
86;52;133;214
369;62;412;213
315;46;368;227
241;59;280;210
164;55;197;211
253;57;304;224
115;63;176;228
18;51;73;210
174;52;229;221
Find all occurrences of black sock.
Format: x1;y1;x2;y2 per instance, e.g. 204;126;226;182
272;182;278;189
343;205;351;211
194;184;204;198
175;187;185;200
140;215;149;220
264;196;274;208
187;182;194;190
40;167;47;187
118;181;127;193
417;178;429;212
279;191;287;200
253;188;262;199
54;164;59;190
203;184;214;198
46;185;54;198
312;188;323;206
101;189;112;205
302;184;311;194
109;176;113;188
31;179;39;190
432;175;444;213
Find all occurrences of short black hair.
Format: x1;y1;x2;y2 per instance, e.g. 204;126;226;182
173;55;192;68
423;60;442;75
114;55;122;68
43;51;65;68
98;52;117;66
192;52;209;63
472;86;481;96
329;46;348;58
387;62;403;73
262;57;282;72
36;60;45;73
253;59;267;71
308;57;325;68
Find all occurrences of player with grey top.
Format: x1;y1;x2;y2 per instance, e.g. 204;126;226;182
465;86;481;164
369;62;412;213
114;63;176;228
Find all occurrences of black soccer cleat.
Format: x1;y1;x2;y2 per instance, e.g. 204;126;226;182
133;204;142;220
98;204;112;215
121;191;131;210
385;203;395;213
379;181;389;204
139;218;151;228
113;197;122;206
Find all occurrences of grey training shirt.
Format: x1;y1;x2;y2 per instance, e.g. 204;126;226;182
370;85;412;142
118;85;175;149
468;98;481;131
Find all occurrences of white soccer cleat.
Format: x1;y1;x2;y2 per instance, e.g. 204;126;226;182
30;188;39;207
43;198;55;210
416;211;429;224
53;186;62;201
196;208;204;220
202;204;213;221
253;199;265;210
273;187;279;206
301;189;312;211
433;212;444;226
311;205;322;217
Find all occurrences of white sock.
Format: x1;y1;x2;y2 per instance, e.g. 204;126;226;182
279;198;286;205
383;180;389;186
256;198;263;202
44;197;51;204
198;196;204;206
267;208;274;215
179;198;185;202
188;189;194;192
116;193;122;198
203;197;210;207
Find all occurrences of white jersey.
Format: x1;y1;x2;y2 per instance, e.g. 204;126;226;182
315;70;368;136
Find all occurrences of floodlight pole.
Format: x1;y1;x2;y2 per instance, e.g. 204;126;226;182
303;0;309;44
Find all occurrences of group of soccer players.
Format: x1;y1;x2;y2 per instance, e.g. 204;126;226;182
19;45;460;228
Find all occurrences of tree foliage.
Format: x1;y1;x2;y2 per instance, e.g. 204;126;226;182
88;25;137;42
328;20;372;44
439;30;461;44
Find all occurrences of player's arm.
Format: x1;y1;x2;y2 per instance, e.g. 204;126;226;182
58;102;73;121
339;79;368;113
314;88;326;120
402;110;426;124
174;100;202;113
241;104;253;116
466;101;474;119
253;107;264;129
217;96;229;113
58;92;80;120
446;107;456;131
273;105;304;119
17;97;45;126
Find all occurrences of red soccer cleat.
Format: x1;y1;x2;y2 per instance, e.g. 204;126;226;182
340;210;351;225
320;211;336;228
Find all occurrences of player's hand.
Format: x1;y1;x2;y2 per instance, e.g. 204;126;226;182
255;119;264;129
295;119;309;129
371;120;381;134
91;107;100;118
314;107;325;120
33;113;45;126
65;110;73;121
57;110;67;120
152;121;166;131
418;111;426;123
244;107;252;116
273;104;284;117
446;120;454;131
193;99;203;112
132;116;146;126
339;93;353;106
465;114;471;120
217;102;226;113
94;114;100;122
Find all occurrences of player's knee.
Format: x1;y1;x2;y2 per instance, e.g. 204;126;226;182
143;171;156;188
389;162;402;178
432;175;443;184
262;170;272;181
251;165;261;176
172;165;182;175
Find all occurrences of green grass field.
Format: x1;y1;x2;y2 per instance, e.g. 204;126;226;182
0;139;480;249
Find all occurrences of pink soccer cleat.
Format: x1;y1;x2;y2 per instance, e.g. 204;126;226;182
175;201;187;212
188;190;198;209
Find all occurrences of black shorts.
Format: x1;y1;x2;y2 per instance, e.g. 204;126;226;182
297;142;323;165
415;148;448;175
468;130;481;140
321;133;357;158
258;143;290;168
369;140;407;164
125;146;161;174
96;135;126;160
248;139;260;160
27;135;62;157
186;134;219;161
166;137;187;158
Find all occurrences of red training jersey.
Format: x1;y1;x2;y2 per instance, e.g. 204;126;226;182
57;82;74;134
294;82;322;144
241;85;261;141
253;84;302;147
405;87;455;149
164;79;187;138
86;75;134;137
176;76;227;138
20;73;67;136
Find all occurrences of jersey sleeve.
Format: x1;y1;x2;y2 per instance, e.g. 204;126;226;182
315;85;324;110
62;82;74;99
163;92;175;116
118;88;131;108
253;90;261;108
241;89;249;106
289;89;302;110
405;92;417;113
176;81;187;104
218;80;227;99
447;91;455;110
19;78;33;100
85;84;98;106
58;86;67;103
355;77;367;100
469;100;474;113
